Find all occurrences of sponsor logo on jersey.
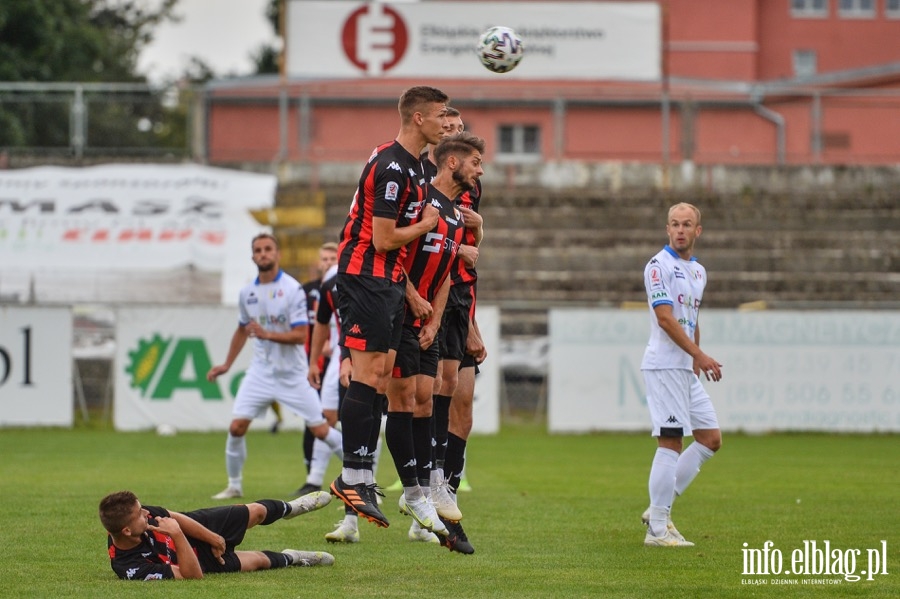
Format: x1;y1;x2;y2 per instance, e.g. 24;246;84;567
649;266;663;289
387;161;402;172
258;314;288;326
678;294;701;310
385;181;399;202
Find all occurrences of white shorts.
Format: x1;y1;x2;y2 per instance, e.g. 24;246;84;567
643;369;719;438
320;355;340;412
233;369;326;427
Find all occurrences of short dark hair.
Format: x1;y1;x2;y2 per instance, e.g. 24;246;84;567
251;232;279;250
433;131;485;168
398;86;449;123
445;106;461;117
99;490;139;534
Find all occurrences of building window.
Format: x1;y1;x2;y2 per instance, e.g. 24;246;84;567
838;0;875;17
793;50;818;78
886;0;900;16
496;125;541;163
791;0;828;17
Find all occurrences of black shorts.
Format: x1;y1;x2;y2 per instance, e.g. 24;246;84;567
447;280;475;312
182;505;249;574
440;304;470;363
337;273;405;353
393;323;440;378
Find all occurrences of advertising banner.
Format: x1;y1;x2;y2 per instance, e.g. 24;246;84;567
0;306;72;427
115;305;501;433
115;306;257;431
549;310;900;433
286;1;660;80
0;164;275;304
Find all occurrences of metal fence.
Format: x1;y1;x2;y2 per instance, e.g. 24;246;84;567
7;81;900;167
0;82;194;161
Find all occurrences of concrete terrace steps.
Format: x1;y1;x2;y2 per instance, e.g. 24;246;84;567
317;186;900;309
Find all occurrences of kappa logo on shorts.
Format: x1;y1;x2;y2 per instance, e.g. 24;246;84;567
666;415;678;424
349;324;362;335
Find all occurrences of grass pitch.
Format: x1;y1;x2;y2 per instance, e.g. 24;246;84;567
1;422;897;598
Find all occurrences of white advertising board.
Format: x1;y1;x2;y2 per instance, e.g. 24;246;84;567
115;306;267;431
0;164;275;305
0;306;73;427
286;1;660;80
115;305;501;433
549;310;900;433
472;305;501;434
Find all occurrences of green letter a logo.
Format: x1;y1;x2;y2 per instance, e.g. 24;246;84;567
151;338;223;400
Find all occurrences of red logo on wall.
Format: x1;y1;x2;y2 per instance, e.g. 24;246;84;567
341;4;408;75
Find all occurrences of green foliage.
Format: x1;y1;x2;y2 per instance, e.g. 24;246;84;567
250;0;281;75
0;0;178;82
0;426;896;598
0;0;183;154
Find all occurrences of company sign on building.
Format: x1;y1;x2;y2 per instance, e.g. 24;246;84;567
286;1;660;80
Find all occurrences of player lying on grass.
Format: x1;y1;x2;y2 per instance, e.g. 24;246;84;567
99;490;334;580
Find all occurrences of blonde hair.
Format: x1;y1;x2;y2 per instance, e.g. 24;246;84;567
668;202;701;225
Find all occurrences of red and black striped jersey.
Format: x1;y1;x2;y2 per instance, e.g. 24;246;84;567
338;140;424;282
403;185;466;326
302;277;321;361
450;179;482;287
107;506;177;580
420;151;482;288
316;273;340;330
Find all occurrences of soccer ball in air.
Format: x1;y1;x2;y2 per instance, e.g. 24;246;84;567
477;26;525;73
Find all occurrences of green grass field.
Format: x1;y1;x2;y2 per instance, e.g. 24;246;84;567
1;423;897;598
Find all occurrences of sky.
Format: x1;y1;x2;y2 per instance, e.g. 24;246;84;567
136;0;277;82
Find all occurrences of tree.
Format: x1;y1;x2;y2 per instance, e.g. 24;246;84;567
0;0;179;151
0;0;178;82
250;0;281;75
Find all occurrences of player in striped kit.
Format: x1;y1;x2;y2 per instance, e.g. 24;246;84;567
431;110;485;554
330;86;448;529
387;132;485;541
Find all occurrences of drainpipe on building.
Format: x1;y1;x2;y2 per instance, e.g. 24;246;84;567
752;103;786;166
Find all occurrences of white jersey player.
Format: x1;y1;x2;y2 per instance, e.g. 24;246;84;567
207;233;343;500
640;203;723;548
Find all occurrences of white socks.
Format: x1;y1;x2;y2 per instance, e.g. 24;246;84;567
675;442;715;496
648;447;679;536
307;438;332;487
225;434;247;489
323;427;343;460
